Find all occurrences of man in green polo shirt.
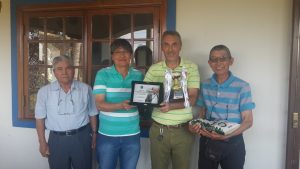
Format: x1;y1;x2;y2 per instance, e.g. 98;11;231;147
144;30;200;169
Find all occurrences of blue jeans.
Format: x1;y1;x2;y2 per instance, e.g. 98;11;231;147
96;133;141;169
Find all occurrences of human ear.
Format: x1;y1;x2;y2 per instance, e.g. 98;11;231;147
229;57;234;65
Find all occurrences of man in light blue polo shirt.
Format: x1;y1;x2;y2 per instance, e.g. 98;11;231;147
35;55;98;169
190;45;255;169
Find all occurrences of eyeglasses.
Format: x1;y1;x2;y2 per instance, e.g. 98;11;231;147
57;88;74;115
209;56;231;63
113;50;130;55
207;102;229;121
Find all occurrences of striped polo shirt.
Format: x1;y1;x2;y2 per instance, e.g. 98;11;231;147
93;65;144;136
197;72;255;123
144;58;200;125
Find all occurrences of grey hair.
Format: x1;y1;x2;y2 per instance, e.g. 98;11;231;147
209;45;232;59
52;55;73;70
161;30;182;45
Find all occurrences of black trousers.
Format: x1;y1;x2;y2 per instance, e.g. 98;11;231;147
198;135;245;169
48;125;92;169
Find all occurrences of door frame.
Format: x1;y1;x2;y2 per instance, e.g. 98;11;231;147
286;0;300;168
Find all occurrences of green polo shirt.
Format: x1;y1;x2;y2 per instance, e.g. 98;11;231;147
93;65;144;136
144;58;200;125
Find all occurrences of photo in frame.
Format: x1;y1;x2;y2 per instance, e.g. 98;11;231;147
130;81;164;107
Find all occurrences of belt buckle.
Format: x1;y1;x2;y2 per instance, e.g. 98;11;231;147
65;130;73;136
173;124;180;128
166;124;179;129
173;123;185;128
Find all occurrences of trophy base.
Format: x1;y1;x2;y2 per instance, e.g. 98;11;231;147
169;90;184;103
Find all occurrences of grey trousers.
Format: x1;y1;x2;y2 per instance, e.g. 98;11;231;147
48;125;92;169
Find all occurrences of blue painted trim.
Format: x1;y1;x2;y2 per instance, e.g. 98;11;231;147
11;0;176;128
11;1;37;128
167;0;176;30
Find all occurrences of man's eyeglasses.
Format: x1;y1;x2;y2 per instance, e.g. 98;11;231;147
57;88;74;115
113;50;130;55
209;56;231;63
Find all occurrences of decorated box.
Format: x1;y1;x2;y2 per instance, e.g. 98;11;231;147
189;118;240;135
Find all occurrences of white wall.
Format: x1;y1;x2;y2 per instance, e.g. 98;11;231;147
0;0;292;169
177;0;292;169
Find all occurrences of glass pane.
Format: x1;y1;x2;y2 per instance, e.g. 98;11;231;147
92;41;110;65
28;91;37;117
134;41;153;67
29;17;44;40
112;14;131;39
47;68;56;83
92;15;109;39
47;43;64;65
47;17;63;40
29;66;47;90
74;68;85;82
29;43;46;65
134;13;153;39
91;68;100;87
65;42;83;66
65;17;83;40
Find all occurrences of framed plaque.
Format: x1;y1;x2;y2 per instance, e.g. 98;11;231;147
130;81;164;107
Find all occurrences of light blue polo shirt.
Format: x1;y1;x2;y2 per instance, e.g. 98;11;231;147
197;72;255;123
93;65;144;136
35;80;98;131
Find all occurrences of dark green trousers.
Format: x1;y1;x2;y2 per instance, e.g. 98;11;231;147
149;122;194;169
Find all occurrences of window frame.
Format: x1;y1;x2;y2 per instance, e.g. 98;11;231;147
11;0;176;128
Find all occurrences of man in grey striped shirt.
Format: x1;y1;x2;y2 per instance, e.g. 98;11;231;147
190;45;255;169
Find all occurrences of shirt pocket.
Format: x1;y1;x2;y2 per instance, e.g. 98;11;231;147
45;97;59;114
73;92;88;114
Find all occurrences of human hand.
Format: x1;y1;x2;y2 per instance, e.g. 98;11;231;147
39;142;50;157
195;127;213;138
159;102;170;112
91;133;97;149
208;131;229;141
188;123;201;134
121;100;133;110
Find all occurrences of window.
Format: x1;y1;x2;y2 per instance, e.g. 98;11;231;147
23;12;86;119
12;0;175;127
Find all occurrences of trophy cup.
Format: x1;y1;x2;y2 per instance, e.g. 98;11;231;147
163;67;190;108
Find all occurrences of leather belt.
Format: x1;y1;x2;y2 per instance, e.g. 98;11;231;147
51;124;88;136
152;120;188;129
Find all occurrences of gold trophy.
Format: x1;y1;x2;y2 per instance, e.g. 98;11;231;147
164;67;189;107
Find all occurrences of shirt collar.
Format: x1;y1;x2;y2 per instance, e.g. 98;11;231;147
162;57;184;69
210;71;234;88
111;64;134;77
